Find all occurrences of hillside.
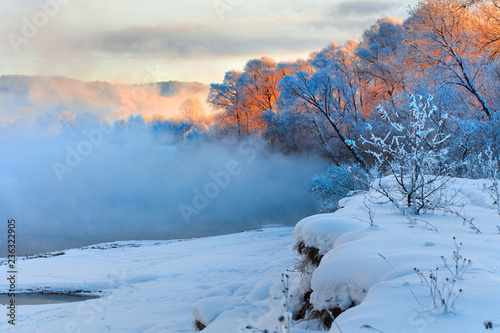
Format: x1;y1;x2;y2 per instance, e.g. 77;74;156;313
0;75;208;97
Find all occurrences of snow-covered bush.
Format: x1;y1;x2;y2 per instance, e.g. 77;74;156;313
361;94;453;214
480;148;500;215
308;163;370;212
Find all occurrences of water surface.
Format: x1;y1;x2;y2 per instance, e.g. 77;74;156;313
0;293;100;305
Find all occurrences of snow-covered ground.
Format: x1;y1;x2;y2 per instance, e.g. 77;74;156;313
290;178;500;332
1;178;500;332
0;227;295;332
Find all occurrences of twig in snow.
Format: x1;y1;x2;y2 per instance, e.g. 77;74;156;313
378;254;425;311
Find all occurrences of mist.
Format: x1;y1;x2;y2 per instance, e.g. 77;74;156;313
0;85;325;256
0;75;210;124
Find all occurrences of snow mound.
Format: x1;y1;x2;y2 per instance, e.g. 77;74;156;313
294;214;366;255
464;188;496;209
200;282;245;298
193;296;250;327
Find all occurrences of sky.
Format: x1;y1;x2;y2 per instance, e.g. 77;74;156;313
0;0;417;84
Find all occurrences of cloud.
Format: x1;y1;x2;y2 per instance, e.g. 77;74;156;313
0;0;413;83
84;24;329;58
298;0;415;34
331;0;395;17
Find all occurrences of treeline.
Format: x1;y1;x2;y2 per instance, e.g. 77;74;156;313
194;0;500;173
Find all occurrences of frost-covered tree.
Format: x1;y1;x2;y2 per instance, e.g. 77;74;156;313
238;57;282;115
150;116;193;143
203;0;500;179
208;57;292;138
208;70;248;137
361;94;453;214
279;42;368;168
356;17;408;110
476;0;500;59
477;147;500;214
177;97;211;134
309;163;370;212
178;98;206;122
406;0;495;120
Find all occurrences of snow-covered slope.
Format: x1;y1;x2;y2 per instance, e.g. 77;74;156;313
289;178;500;332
